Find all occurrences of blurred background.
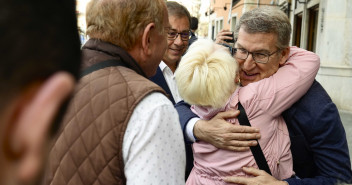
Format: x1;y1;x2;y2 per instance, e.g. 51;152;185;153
76;0;352;158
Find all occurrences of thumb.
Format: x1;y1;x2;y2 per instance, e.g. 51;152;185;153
214;110;240;120
242;167;266;176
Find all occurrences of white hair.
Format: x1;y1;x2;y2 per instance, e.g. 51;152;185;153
175;39;238;108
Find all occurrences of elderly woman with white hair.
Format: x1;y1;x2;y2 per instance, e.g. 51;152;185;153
175;38;320;184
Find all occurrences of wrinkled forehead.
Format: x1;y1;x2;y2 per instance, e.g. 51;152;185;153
236;27;278;51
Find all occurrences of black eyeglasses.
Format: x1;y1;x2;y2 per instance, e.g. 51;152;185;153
234;48;282;64
167;30;191;41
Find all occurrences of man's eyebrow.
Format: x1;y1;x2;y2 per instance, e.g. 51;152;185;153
236;43;270;53
236;43;244;48
254;49;270;53
169;28;189;32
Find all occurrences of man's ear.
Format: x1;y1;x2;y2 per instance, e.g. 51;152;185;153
141;22;156;56
279;47;290;66
4;72;75;184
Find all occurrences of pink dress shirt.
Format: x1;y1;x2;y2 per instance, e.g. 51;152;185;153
186;47;320;185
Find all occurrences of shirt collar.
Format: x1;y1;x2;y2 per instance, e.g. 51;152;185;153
159;61;169;71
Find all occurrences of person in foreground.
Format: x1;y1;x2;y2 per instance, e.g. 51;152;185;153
176;29;319;184
0;0;81;185
44;0;186;185
176;6;352;185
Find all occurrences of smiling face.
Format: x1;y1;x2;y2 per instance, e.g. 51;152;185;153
236;27;288;86
162;15;190;72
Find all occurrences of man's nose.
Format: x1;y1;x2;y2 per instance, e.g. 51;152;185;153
242;54;256;70
173;34;183;45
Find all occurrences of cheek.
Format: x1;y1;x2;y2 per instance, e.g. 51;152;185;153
162;38;168;51
182;45;188;53
238;60;245;69
167;40;173;47
260;64;279;79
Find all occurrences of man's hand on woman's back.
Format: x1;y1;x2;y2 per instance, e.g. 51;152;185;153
194;110;261;151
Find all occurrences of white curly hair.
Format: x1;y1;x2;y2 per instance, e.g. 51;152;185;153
175;39;238;108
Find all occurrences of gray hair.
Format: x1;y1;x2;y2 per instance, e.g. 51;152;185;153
234;6;291;49
86;0;166;50
166;1;191;28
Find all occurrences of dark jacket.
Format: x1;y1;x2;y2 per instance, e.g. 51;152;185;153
188;31;197;46
283;80;352;185
150;67;175;104
175;80;352;185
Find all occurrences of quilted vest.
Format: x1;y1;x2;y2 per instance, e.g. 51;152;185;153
44;39;165;185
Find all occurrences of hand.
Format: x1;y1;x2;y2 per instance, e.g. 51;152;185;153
215;29;234;44
224;167;289;185
194;110;260;151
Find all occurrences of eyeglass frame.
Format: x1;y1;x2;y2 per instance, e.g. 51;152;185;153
167;29;191;41
220;42;282;64
233;47;282;64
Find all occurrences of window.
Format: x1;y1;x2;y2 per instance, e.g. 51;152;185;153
231;16;237;31
293;14;302;47
220;19;223;31
307;6;319;52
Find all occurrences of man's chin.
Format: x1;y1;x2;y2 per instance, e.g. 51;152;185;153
240;75;259;86
240;80;254;87
168;48;183;57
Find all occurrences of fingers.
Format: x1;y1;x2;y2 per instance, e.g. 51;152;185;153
226;146;250;152
222;131;260;142
223;176;248;184
223;167;264;184
214;110;240;120
215;35;233;44
215;30;234;44
229;125;260;135
194;110;261;151
210;134;258;151
212;111;260;135
224;167;282;185
242;167;266;176
219;29;230;32
219;138;258;151
210;141;251;152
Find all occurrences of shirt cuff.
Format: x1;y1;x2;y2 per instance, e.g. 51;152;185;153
186;118;200;142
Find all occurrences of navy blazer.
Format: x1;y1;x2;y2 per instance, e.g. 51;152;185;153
150;67;175;104
175;80;352;184
283;80;352;185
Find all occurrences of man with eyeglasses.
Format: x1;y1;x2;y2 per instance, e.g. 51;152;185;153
150;1;195;179
150;1;191;105
176;6;352;185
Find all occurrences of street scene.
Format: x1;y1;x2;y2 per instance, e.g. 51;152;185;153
2;0;351;185
76;0;352;181
76;0;352;115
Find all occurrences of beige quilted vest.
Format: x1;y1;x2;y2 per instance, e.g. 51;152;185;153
44;65;164;185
